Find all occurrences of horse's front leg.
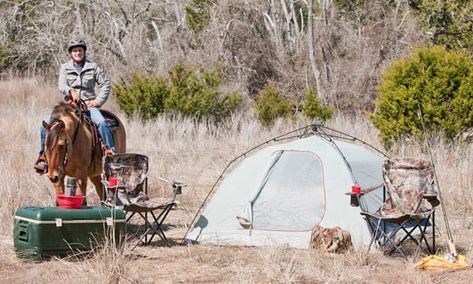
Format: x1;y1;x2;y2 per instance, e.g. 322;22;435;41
76;175;88;206
90;175;105;201
53;177;65;206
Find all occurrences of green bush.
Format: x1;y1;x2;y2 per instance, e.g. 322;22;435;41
409;0;473;50
112;72;169;120
165;63;243;121
301;88;334;121
185;0;214;34
112;64;243;122
371;46;473;147
255;84;294;127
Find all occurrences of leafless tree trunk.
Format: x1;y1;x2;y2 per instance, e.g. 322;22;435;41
308;0;323;102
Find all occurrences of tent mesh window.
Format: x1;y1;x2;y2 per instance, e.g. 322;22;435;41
252;151;326;231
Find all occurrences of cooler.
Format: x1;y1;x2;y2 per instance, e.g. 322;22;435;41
14;206;126;260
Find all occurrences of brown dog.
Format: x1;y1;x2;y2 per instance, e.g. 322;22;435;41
310;225;352;253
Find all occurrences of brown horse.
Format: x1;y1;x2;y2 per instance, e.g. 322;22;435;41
42;103;126;204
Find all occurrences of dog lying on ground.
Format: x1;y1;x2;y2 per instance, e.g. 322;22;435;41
310;225;352;253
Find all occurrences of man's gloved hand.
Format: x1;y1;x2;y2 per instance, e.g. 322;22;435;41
64;97;77;109
69;89;80;102
86;100;98;108
64;89;80;108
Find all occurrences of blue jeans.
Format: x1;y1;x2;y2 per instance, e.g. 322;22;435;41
40;108;115;154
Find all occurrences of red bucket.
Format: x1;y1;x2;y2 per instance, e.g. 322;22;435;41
57;194;85;209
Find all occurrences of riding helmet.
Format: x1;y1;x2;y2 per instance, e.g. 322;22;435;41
67;38;87;52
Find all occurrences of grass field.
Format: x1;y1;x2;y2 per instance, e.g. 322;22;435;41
0;78;472;283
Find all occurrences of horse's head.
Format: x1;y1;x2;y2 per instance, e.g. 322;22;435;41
43;119;69;183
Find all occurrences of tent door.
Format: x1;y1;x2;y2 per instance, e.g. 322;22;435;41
249;150;326;231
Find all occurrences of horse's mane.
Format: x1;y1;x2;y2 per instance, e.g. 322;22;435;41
50;102;76;121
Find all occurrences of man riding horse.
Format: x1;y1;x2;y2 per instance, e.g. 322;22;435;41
34;38;115;174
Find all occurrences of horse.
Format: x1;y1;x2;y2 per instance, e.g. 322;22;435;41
42;102;126;204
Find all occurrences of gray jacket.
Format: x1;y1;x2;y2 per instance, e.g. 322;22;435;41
58;58;110;107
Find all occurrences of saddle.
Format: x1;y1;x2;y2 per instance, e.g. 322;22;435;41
74;108;120;150
99;109;120;131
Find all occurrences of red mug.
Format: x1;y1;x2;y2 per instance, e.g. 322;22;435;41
352;185;361;194
109;177;118;187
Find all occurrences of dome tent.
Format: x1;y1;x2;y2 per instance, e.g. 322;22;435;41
186;126;386;249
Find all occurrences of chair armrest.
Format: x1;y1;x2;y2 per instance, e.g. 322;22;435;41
423;194;440;207
154;176;187;197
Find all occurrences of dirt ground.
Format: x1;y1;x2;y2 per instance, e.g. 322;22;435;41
2;203;473;283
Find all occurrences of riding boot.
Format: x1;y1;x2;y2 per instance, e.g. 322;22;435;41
103;147;115;156
102;143;115;156
33;154;48;175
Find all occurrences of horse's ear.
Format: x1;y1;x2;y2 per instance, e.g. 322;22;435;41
42;121;50;131
57;120;65;128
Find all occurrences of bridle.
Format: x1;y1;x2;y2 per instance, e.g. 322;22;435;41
45;101;88;182
44;120;71;180
45;115;83;179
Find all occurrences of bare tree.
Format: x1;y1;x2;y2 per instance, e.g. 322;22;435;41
0;0;189;76
0;0;424;113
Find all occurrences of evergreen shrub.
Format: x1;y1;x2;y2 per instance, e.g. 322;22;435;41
165;63;243;121
112;63;243;122
301;88;333;122
113;72;168;120
371;46;473;147
255;84;294;127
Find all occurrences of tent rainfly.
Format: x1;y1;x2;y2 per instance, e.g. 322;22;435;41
186;132;386;249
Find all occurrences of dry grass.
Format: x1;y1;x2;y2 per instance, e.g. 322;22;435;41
0;78;472;283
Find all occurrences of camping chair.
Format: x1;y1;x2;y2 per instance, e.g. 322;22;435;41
101;153;185;247
360;158;440;258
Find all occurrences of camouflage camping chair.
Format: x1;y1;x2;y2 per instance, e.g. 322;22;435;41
102;153;185;246
360;158;440;257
